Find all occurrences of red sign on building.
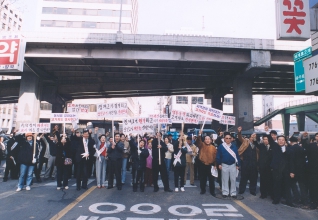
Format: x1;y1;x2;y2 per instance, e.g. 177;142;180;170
276;0;310;40
0;35;25;72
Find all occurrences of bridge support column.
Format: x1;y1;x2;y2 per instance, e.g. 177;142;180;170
233;78;254;132
211;95;224;131
281;113;290;137
16;70;41;127
296;111;306;132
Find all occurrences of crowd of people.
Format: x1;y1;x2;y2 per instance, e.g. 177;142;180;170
0;125;318;210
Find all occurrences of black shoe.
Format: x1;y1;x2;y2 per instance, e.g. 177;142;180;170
309;203;317;210
272;201;279;205
200;191;206;194
260;195;267;199
282;201;295;207
3;177;8;182
76;187;81;191
250;192;256;196
239;191;244;194
140;188;144;192
82;186;88;190
232;196;237;199
164;188;173;192
117;186;122;190
211;192;216;197
154;187;159;192
36;178;42;183
107;186;113;189
222;195;228;198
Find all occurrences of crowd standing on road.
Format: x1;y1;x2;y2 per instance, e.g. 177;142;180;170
0;125;318;210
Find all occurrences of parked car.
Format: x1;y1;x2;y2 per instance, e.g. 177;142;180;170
187;128;217;138
290;131;317;141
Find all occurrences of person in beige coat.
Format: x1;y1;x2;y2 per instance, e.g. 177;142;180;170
184;136;198;185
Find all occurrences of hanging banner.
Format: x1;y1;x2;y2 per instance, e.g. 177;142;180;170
67;103;90;113
19;123;51;133
220;115;236;125
50;113;79;123
149;114;171;124
170;110;200;124
97;102;128;118
194;104;223;121
123;117;155;134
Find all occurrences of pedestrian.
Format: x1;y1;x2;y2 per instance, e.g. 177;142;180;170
237;126;259;196
70;129;81;178
107;133;124;190
152;132;173;192
16;133;39;191
173;133;187;192
257;135;273;199
216;132;240;198
121;134;130;185
304;132;318;209
195;130;217;196
144;139;153;187
93;127;108;188
270;135;294;206
55;134;72;190
75;129;95;190
43;133;57;180
164;137;174;176
184;136;198;186
130;136;149;192
3;132;19;182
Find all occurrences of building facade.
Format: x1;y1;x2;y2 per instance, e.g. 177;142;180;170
0;1;23;32
36;0;138;34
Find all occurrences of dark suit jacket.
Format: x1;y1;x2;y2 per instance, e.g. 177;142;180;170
151;138;167;166
289;144;306;176
257;143;273;170
270;142;292;173
74;137;95;163
305;142;318;173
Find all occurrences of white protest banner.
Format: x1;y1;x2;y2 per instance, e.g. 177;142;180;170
123;117;155;134
220;115;236;125
97;102;128;118
50;113;79;124
19;123;51;133
170;110;200;124
194;104;223;121
149;114;171;124
67;103;90;113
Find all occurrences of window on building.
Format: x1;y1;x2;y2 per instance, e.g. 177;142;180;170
191;97;204;104
2;23;5;29
122;11;132;17
10;10;13;14
15;14;18;18
40;103;52;110
3;13;7;19
89;104;97;112
13;21;16;27
71;21;82;28
55;20;67;27
2;108;6;114
97;22;112;29
9;17;12;22
18;25;21;30
176;96;188;104
42;7;54;14
82;21;97;28
19;18;22;22
207;99;211;105
56;8;69;14
5;5;8;9
41;20;54;27
7;119;10;127
70;8;84;15
8;109;11;115
98;9;112;16
85;9;98;16
7;27;10;31
224;98;233;105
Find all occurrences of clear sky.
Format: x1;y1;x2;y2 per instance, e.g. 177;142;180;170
14;0;277;38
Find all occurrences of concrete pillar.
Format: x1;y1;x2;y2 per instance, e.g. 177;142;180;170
16;71;41;126
233;78;254;132
281;113;290;137
211;95;224;131
296;112;306;132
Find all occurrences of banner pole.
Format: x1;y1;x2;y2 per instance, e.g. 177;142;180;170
200;117;207;133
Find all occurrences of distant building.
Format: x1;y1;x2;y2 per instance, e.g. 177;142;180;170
164;27;213;37
0;1;23;32
35;0;138;34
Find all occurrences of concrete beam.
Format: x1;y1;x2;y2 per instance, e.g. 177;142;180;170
211;95;224;131
281;113;290;137
242;50;271;77
296;112;306;131
306;113;318;123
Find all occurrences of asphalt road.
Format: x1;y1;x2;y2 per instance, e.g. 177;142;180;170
0;162;317;220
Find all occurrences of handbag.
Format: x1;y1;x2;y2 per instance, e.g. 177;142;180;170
64;158;72;165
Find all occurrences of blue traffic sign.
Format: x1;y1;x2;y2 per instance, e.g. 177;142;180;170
294;60;305;92
294;47;312;62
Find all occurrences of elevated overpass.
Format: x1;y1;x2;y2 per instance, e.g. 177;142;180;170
0;32;313;131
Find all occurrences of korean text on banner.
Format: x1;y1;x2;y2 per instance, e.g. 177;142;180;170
97;102;128;118
170;110;200;124
220;115;236;125
123;117;155;134
149;114;171;124
67;103;90;113
194;104;223;121
50;113;79;124
19;123;51;133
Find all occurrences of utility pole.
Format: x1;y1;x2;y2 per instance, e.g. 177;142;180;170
118;0;123;33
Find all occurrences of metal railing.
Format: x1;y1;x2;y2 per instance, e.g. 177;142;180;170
274;96;318;111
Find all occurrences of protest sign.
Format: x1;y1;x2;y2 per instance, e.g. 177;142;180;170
194;104;223;121
123;117;155;134
67;103;89;113
170;110;200;124
220;115;236;125
50;113;79;123
97;102;128;118
19;123;51;133
149;114;171;124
